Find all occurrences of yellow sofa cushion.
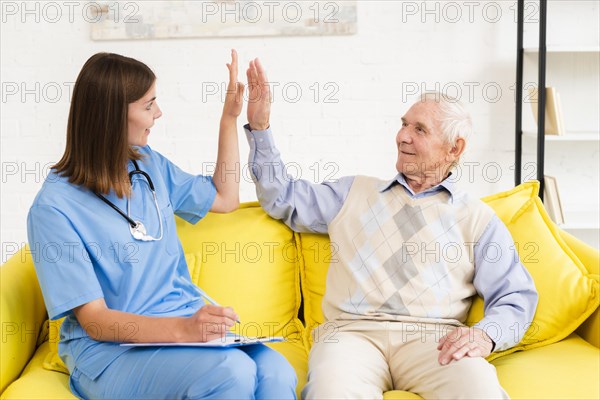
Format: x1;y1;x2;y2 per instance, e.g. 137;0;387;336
469;181;599;360
492;333;600;399
0;246;50;391
176;202;304;342
42;318;68;375
298;232;332;342
300;181;600;359
1;341;75;399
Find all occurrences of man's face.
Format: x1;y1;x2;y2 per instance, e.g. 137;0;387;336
395;100;456;179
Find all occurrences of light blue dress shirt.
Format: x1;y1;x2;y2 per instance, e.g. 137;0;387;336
245;126;538;352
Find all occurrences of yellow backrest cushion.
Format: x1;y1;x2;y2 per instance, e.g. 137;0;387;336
471;181;599;360
300;181;600;358
298;233;332;342
176;202;304;342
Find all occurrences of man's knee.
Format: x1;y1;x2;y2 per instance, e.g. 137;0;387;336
302;380;382;400
434;357;508;400
302;366;383;400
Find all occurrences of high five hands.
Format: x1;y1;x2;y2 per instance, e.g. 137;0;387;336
192;50;272;342
221;49;272;131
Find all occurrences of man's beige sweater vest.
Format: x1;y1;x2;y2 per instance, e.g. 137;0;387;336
324;176;495;326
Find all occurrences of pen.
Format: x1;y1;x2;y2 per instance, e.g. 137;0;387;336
198;288;241;323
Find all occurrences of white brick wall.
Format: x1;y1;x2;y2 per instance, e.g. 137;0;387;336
2;1;599;262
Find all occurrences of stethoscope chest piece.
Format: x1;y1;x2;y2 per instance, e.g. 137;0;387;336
95;159;164;242
130;221;149;241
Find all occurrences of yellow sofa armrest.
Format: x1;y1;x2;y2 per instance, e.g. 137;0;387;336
576;308;599;349
560;230;600;275
1;246;48;393
559;230;600;348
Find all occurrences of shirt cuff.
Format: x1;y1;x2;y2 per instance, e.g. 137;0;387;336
473;316;514;353
244;124;276;150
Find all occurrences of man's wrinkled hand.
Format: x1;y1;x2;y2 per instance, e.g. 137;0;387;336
246;58;271;131
437;326;494;365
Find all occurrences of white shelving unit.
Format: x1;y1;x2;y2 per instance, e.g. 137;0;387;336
524;46;600;53
518;2;599;248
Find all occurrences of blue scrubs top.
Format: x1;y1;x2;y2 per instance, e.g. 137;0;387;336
27;145;216;380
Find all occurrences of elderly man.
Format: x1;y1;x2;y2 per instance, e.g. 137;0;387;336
244;59;538;399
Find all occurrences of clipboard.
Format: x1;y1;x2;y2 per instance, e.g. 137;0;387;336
120;335;285;348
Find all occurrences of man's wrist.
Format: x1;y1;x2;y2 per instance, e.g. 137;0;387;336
248;123;270;131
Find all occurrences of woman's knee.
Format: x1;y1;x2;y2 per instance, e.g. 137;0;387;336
217;349;258;384
189;350;258;398
258;349;297;385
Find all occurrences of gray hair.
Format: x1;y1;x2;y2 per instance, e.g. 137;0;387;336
419;92;472;145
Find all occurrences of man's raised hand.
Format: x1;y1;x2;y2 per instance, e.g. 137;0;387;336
246;58;271;131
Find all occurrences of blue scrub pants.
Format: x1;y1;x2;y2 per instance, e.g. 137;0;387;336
69;344;297;399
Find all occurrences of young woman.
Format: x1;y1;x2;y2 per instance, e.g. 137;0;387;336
27;50;296;399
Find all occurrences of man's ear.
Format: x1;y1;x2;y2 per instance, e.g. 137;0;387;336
447;137;466;161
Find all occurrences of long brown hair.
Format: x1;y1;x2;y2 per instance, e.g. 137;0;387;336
54;53;156;198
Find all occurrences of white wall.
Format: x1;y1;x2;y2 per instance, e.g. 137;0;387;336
2;1;599;262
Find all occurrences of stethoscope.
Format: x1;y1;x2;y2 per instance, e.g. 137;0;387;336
94;160;163;242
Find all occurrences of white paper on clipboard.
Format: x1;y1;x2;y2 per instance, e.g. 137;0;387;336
120;335;285;348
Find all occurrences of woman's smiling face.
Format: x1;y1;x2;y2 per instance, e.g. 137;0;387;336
127;81;162;147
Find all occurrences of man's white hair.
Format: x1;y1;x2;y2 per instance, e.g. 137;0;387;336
420;92;472;145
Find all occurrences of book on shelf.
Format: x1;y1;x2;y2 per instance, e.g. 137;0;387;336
543;175;565;225
553;91;566;136
527;86;566;135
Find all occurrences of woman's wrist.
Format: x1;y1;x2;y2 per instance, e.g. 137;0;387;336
171;317;190;343
220;114;238;124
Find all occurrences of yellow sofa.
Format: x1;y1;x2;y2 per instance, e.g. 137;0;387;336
2;182;599;399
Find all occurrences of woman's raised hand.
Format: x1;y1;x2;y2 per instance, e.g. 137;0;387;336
223;49;244;119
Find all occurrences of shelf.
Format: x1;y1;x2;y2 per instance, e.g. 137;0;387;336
558;210;600;231
562;224;599;231
524;46;600;54
523;131;600;141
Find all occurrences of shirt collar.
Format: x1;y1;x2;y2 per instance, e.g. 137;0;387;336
379;173;457;200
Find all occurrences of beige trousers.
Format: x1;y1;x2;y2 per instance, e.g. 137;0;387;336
301;320;509;400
